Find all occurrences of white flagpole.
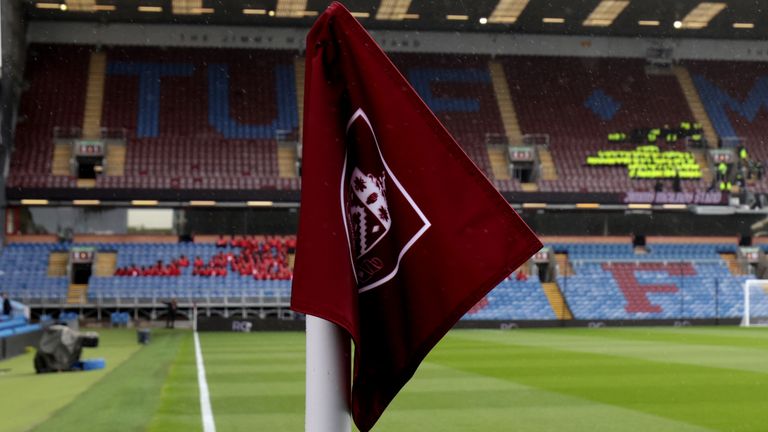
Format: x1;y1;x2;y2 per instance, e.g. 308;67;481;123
306;314;352;432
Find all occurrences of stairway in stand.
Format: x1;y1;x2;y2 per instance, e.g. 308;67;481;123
277;143;298;178
673;66;718;147
555;253;574;276
77;179;96;188
83;51;107;139
67;284;88;305
542;282;573;320
537;147;558;181
105;143;126;176
48;252;69;276
693;149;714;186
487;145;511;180
294;56;305;143
720;253;744;275
94;252;117;276
51;144;73;176
288;252;296;270
488;60;523;145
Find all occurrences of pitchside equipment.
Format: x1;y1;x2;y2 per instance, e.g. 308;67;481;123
742;279;768;326
34;324;100;373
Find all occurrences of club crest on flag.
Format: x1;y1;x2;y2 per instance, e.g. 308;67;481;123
342;108;431;293
349;167;390;258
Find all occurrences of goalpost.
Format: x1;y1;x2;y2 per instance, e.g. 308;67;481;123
742;280;768;327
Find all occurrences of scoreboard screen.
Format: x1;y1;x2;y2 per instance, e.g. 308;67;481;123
709;149;734;164
74;140;105;157
532;247;550;263
740;247;760;263
508;146;535;162
70;247;95;263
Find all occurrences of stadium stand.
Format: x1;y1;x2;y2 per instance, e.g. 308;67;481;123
11;46;740;195
12;46;532;192
390;53;521;190
687;60;768;146
8;45;89;190
502;56;707;193
463;278;556;321
553;242;749;320
8;45;301;192
0;237;295;305
0;235;758;323
503;56;693;140
0;243;70;301
0;316;42;339
687;60;768;192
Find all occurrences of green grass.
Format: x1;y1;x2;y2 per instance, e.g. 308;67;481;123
5;327;768;431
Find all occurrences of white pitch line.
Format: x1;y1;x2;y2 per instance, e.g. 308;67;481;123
194;332;217;432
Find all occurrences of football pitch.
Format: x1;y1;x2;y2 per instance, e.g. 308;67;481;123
3;326;768;432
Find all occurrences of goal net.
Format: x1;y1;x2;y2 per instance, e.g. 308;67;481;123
742;280;768;326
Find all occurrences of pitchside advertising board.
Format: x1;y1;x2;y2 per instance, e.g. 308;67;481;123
196;316;303;332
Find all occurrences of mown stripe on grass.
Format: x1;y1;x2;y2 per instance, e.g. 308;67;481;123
377;362;712;432
199;332;305;432
458;328;768;375
431;331;768;431
32;329;188;432
147;331;203;432
0;329;140;432
541;327;768;351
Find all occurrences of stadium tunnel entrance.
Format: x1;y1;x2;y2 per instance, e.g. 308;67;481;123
76;155;103;180
71;262;92;284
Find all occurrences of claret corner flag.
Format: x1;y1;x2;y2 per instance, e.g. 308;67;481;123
291;3;542;431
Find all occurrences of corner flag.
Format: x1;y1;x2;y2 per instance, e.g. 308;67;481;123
291;3;542;430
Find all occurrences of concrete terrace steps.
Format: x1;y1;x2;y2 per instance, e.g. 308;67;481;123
277;144;298;178
83;51;107;140
288;252;296;270
67;284;88;304
521;182;539;192
93;252;117;277
673;66;718;147
487;145;511;180
555;253;574;276
105;143;126;176
693;149;714;185
51;144;72;176
537;146;558;181
488;60;523;145
720;252;744;275
294;56;305;143
542;282;573;320
47;251;68;277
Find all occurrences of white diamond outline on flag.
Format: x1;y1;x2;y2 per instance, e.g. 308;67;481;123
340;108;431;294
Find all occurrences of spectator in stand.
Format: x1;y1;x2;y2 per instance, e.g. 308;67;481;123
177;255;190;267
2;292;12;316
515;270;528;281
193;256;204;268
717;162;728;182
738;145;748;163
165;298;177;329
216;235;229;248
672;172;682;193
